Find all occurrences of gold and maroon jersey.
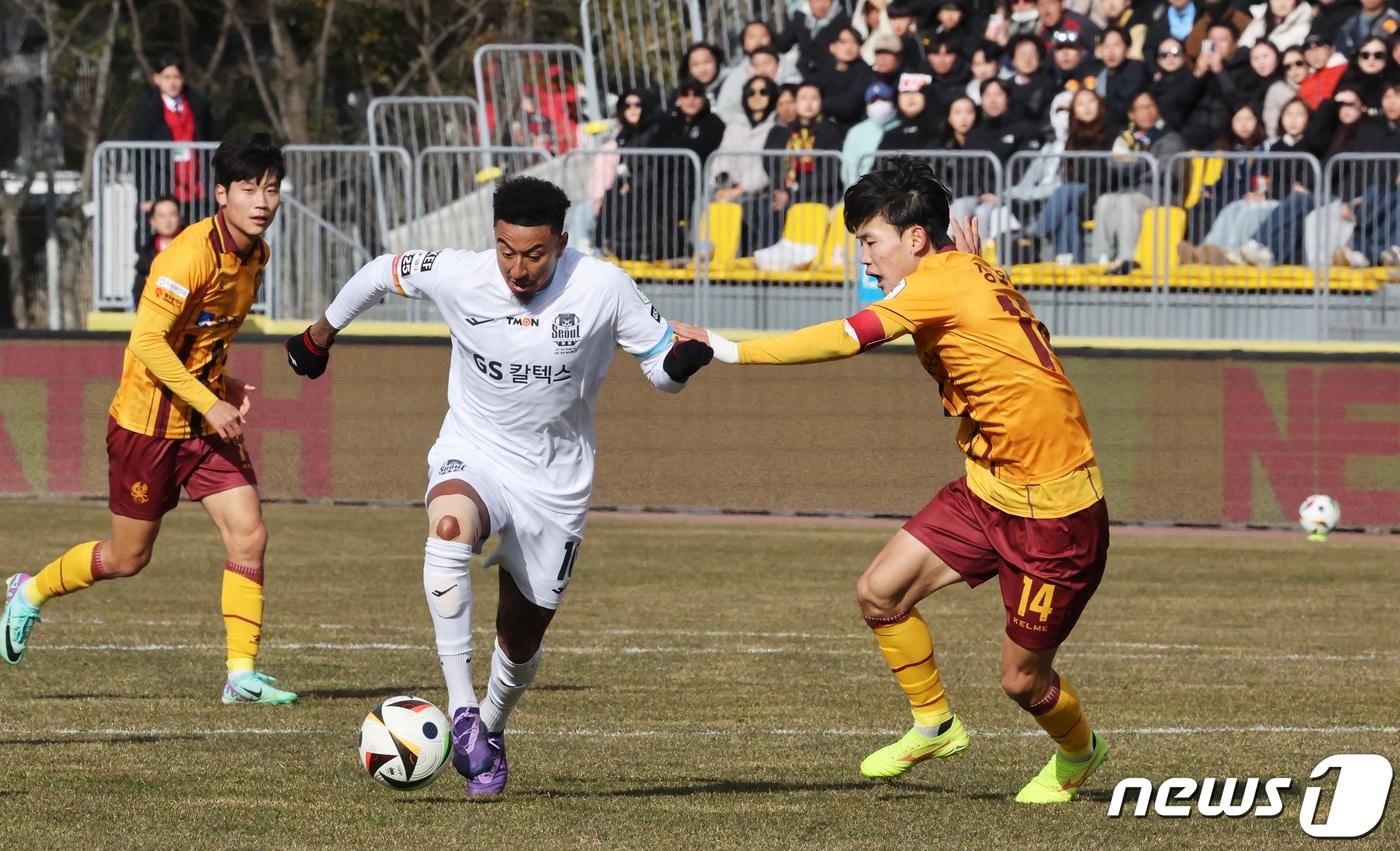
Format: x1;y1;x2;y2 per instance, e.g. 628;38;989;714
110;212;267;438
736;248;1102;518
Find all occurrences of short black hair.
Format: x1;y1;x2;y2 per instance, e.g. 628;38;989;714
750;46;780;62
148;193;180;215
213;133;284;188
843;156;951;242
153;54;183;74
493;176;570;232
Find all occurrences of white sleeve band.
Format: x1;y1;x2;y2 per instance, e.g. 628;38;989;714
324;254;395;330
709;330;740;364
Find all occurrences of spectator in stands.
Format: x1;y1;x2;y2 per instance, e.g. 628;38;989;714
716;24;803;125
1299;32;1350;106
130;194;182;311
685;43;727;104
1049;27;1104;90
925;37;974;110
923;0;982;57
1391;31;1400;66
880;73;942;149
1182;0;1253;63
655;79;726;259
1149;37;1204;126
1237;40;1286;108
722;46;789;125
711;76;782;253
999;0;1044;44
1240;0;1315;51
1026;88;1114;263
774;83;802;126
966;41;1011;103
129;55;219;221
1337;35;1399;108
1312;0;1363;44
591;87;662;261
764;81;846;207
1297;85;1370;263
969;78;1035;159
869;33;909;89
1180;103;1269;264
886;2;934;71
1239;96;1322;266
980;90;1074;255
1009;33;1059;121
1091;91;1186;272
1096;25;1150;117
1334;0;1400;56
777;0;854;77
1264;46;1311;130
1099;0;1149;60
1182;22;1251;148
1334;80;1400;266
855;0;897;65
1144;0;1200;66
811;26;876;128
842;81;901;183
1037;0;1100;52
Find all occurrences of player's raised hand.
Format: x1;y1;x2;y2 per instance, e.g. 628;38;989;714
285;326;331;378
205;400;245;441
225;377;256;416
950;216;981;257
671;322;710;345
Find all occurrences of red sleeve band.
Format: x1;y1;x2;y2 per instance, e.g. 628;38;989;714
846;309;888;352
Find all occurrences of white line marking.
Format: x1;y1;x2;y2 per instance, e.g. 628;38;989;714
1;724;1395;741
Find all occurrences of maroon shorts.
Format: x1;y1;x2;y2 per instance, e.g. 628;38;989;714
903;477;1109;650
106;417;257;521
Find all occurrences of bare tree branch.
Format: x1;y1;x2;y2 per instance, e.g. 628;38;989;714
226;0;292;140
123;0;154;78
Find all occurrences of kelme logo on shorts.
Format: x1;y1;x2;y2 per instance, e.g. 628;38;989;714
1107;753;1393;838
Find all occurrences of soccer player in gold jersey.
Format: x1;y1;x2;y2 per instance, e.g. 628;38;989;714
674;157;1110;803
0;135;296;704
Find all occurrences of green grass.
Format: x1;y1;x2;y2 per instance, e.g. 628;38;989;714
1;499;1397;848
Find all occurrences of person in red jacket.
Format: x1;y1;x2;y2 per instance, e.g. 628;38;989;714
1298;32;1351;106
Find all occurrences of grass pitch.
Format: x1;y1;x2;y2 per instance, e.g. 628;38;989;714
0;499;1397;849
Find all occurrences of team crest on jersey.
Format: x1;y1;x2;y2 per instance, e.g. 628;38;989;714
438;459;465;476
130;481;150;504
552;313;581;352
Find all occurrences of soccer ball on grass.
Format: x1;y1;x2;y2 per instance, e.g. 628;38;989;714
1297;495;1340;541
358;695;451;790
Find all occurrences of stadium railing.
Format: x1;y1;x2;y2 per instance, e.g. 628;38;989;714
473;43;601;154
581;0;700;106
366;96;484;154
1321;153;1400;340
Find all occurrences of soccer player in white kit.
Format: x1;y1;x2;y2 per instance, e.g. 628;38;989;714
284;177;713;796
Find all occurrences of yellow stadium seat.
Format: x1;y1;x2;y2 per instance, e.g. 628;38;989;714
816;203;853;272
782;202;830;250
698;201;741;271
1135;206;1187;273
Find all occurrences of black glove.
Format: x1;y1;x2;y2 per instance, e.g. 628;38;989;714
285;327;332;379
663;338;713;383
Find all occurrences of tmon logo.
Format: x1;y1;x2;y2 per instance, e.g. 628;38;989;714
1108;754;1393;838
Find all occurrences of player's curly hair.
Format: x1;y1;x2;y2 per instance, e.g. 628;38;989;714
494;176;571;233
213;133;285;188
843;156;952;243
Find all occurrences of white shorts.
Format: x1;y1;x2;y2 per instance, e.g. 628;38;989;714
425;443;585;610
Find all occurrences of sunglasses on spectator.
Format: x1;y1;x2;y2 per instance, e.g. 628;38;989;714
1158;48;1182;58
623;100;643;108
746;88;770;96
1336;98;1361;108
1284;60;1307;69
1358;51;1386;60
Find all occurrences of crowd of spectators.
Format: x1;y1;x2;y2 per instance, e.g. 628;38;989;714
589;0;1400;270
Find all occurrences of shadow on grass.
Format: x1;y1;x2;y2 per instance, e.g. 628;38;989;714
0;734;203;746
393;778;959;802
301;684;590;701
33;692;135;700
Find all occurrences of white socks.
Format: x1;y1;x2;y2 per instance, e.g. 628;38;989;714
423;538;476;714
479;640;542;733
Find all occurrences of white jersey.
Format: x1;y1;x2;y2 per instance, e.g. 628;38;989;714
325;247;679;513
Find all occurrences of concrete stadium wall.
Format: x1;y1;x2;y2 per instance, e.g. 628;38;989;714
1;335;1398;531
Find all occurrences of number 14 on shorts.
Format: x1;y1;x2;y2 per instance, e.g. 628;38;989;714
1017;576;1055;623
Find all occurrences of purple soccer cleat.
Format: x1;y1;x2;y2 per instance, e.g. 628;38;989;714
451;706;491;778
466;730;507;797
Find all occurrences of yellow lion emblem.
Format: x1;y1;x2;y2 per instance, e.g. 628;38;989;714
130;481;150;504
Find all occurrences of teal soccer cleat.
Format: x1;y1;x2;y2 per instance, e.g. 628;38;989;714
1;574;39;666
222;670;299;705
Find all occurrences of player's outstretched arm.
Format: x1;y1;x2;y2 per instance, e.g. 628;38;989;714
672;310;909;366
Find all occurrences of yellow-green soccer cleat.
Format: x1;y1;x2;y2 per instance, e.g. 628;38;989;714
860;716;969;779
1015;733;1110;804
222;670;298;705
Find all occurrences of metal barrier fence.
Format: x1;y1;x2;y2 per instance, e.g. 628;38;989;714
473;43;600;154
581;0;700;105
366;96;483;154
95;142;1400;340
